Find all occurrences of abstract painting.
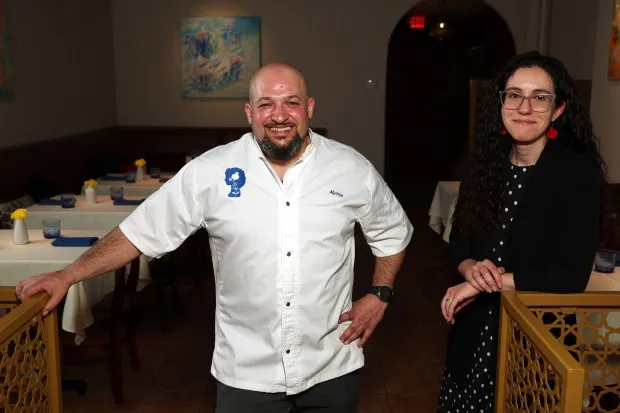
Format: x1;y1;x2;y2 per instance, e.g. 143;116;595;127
609;0;620;80
0;0;12;102
181;16;261;98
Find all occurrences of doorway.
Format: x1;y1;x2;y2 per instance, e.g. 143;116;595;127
384;0;515;212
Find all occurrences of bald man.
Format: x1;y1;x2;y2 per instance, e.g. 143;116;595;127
17;63;413;413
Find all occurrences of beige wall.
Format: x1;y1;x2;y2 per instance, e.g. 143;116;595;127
549;0;598;79
1;0;603;174
0;0;116;148
111;0;536;173
591;0;620;183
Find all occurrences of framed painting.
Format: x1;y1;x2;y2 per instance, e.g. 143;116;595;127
0;0;13;102
609;0;620;80
181;16;261;98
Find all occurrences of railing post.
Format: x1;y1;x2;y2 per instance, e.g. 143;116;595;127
495;296;511;413
44;309;63;413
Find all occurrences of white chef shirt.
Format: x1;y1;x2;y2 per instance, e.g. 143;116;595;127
119;130;413;394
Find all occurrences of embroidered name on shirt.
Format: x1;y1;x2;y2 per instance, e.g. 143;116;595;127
329;190;343;197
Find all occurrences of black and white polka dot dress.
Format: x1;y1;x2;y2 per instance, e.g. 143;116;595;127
437;163;534;413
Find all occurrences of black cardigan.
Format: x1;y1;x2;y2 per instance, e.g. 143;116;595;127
448;139;603;293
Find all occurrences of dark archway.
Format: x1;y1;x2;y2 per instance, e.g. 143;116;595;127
384;0;515;210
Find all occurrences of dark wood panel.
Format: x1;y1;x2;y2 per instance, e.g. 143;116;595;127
0;126;327;203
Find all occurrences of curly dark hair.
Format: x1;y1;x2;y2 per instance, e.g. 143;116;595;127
452;50;606;235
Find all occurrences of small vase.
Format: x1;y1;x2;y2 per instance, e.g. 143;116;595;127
85;185;97;204
12;219;29;245
136;166;145;181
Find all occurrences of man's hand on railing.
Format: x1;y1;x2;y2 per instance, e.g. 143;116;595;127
15;271;72;316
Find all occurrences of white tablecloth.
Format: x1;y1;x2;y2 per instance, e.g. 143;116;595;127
0;229;149;344
587;267;620;291
25;195;139;232
84;173;173;198
428;181;460;242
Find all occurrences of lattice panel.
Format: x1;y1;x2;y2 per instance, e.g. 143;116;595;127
532;309;620;413
0;305;17;317
505;318;563;412
0;315;51;413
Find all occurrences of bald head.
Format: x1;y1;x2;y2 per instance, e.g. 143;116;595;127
248;63;308;105
244;62;315;163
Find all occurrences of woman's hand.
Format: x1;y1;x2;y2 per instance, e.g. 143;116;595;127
458;259;505;293
441;282;481;324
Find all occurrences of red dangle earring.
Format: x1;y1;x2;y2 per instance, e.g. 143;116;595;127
501;127;507;135
546;123;558;139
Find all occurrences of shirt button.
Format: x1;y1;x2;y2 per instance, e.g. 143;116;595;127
286;349;290;354
287;252;291;257
286;302;290;307
286;201;290;206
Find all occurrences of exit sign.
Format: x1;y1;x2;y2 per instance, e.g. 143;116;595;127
409;15;425;29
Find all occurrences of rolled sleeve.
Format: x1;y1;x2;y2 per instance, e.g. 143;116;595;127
119;161;205;258
357;162;413;257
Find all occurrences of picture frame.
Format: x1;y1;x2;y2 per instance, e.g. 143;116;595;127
180;16;261;98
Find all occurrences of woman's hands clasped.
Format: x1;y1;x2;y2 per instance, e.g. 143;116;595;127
458;259;505;292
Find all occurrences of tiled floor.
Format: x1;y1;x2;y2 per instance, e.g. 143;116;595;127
62;181;453;413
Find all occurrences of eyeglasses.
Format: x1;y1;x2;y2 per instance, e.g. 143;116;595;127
499;91;556;113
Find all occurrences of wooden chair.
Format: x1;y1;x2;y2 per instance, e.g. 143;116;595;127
148;255;183;332
62;257;141;404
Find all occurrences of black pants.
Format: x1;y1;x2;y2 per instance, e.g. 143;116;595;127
214;370;360;413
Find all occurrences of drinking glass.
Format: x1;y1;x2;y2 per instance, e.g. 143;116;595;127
594;250;616;273
60;193;76;208
42;219;61;239
150;167;161;178
110;186;124;201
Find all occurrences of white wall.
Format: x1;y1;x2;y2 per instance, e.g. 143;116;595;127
111;0;536;173
591;0;620;183
0;0;116;148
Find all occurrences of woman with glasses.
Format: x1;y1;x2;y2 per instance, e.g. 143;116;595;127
436;51;606;412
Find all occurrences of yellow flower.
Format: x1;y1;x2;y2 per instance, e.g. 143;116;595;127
10;208;28;220
84;179;98;187
135;158;146;167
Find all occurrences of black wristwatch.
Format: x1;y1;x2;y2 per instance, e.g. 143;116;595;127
369;286;393;303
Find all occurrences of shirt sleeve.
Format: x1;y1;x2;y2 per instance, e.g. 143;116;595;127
357;161;414;257
447;224;472;270
513;167;602;293
119;161;205;258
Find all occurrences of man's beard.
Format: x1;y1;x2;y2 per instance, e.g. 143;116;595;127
258;127;305;161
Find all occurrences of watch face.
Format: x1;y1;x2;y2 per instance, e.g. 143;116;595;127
379;287;392;301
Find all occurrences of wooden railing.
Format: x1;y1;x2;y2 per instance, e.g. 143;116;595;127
0;288;62;412
497;292;620;412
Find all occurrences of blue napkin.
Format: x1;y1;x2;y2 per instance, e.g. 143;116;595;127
100;175;125;181
38;198;63;205
158;178;169;183
51;236;99;247
113;199;145;206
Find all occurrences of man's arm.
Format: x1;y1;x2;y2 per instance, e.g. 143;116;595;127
17;157;206;315
60;227;139;284
372;249;406;288
339;249;406;346
16;227;140;315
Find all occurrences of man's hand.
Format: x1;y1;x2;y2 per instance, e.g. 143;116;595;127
338;294;387;347
15;271;72;316
441;281;481;324
459;259;505;292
